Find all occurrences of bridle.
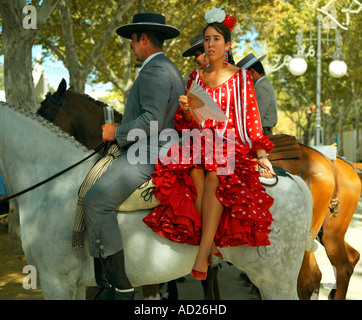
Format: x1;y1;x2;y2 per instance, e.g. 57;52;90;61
1;90;108;205
40;91;67;122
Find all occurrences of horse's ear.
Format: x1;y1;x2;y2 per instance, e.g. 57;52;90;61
57;78;67;96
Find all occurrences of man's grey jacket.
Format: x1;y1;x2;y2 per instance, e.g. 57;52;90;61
254;76;278;128
115;53;185;163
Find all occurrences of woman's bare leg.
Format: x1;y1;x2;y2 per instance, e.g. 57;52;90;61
189;168;205;215
192;171;224;275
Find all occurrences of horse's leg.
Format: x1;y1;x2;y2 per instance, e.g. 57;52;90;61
297;254;312;299
201;266;220;300
39;273;78;299
297;252;322;300
346;241;360;268
309;252;322;298
249;270;299;300
322;230;351;300
321;160;361;300
166;280;178;300
75;285;86;300
322;214;358;300
142;284;160;300
212;267;222;300
327;241;360;300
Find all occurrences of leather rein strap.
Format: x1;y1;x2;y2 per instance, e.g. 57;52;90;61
0;142;106;205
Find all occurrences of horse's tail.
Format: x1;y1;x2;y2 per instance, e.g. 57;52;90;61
289;174;318;253
350;161;362;172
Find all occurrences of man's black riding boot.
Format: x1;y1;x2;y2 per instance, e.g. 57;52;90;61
110;249;135;300
95;250;134;300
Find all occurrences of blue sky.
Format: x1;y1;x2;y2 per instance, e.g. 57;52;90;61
32;45;113;92
32;45;70;89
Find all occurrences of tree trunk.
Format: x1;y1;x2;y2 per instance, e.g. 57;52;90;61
338;98;345;152
0;1;36;110
2;35;36;110
0;0;60;110
352;83;360;159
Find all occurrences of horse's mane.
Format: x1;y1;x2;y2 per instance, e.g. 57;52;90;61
67;88;108;109
1;102;89;152
66;88;123;120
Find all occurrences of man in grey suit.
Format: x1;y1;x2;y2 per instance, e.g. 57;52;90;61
83;13;185;299
237;54;278;136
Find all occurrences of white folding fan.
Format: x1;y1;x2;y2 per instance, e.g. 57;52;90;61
187;81;227;124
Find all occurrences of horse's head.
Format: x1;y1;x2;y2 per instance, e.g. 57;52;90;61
38;78;67;122
37;78;123;151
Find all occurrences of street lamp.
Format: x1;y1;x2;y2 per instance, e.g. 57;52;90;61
329;60;348;78
286;14;347;146
288;57;308;76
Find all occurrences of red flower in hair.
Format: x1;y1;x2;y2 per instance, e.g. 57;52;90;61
223;15;237;31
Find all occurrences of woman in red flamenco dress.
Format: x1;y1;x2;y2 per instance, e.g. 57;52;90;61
143;8;275;280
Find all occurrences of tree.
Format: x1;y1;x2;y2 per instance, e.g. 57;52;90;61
38;0;274;103
55;0;136;92
240;0;361;145
0;0;60;111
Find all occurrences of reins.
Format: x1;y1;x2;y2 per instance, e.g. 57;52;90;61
260;175;279;187
0;142;107;205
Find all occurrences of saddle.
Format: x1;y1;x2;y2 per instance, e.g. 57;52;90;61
115;180;159;212
268;134;301;161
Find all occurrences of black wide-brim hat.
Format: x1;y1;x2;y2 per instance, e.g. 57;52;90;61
116;13;180;40
237;53;266;69
182;33;204;57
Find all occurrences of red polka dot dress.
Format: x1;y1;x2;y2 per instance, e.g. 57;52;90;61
143;68;275;248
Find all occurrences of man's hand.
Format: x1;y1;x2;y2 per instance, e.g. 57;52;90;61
102;123;120;141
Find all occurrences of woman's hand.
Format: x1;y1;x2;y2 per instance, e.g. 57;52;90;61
257;156;276;179
179;95;192;121
179;95;191;112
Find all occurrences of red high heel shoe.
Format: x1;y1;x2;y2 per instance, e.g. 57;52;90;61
190;256;212;280
190;269;207;280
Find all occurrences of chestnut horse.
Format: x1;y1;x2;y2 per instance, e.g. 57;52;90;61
269;137;361;299
38;79;360;300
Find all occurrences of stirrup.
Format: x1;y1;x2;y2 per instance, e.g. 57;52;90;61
115;287;134;294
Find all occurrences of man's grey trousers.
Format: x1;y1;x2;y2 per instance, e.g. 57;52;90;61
82;150;155;258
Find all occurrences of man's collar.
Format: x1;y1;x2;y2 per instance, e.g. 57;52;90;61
255;75;266;86
140;52;164;71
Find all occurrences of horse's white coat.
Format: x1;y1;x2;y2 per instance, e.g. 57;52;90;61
0;102;315;299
